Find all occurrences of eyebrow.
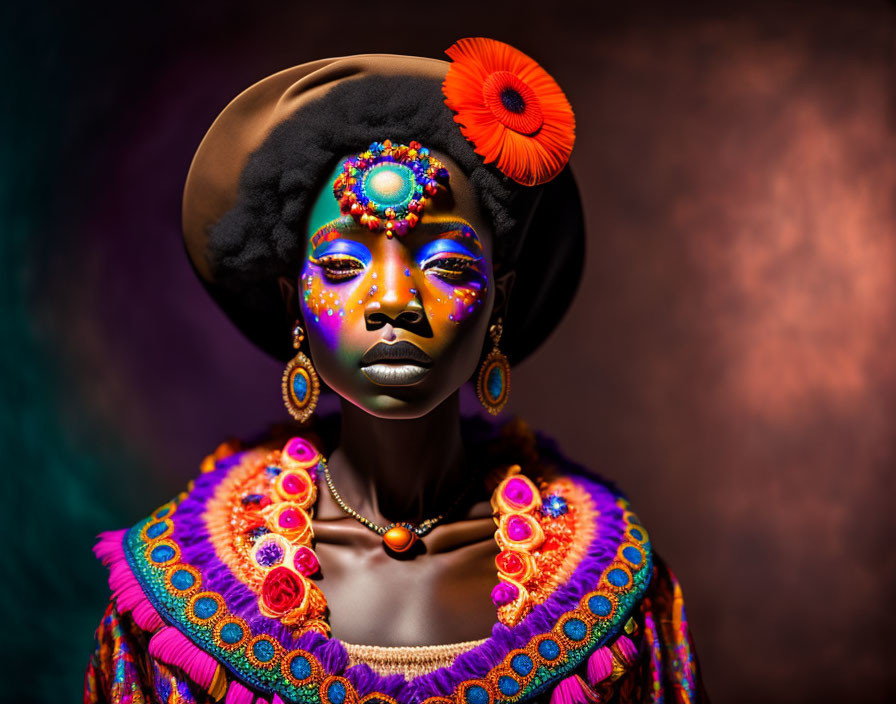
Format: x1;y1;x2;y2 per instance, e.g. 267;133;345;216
310;224;342;250
418;219;483;253
309;217;483;252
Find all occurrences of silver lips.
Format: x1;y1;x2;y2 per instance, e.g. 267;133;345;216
361;363;431;386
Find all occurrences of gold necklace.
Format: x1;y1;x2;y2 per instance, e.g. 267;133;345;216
322;459;478;554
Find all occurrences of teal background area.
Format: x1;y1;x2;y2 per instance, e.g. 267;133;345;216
3;2;896;703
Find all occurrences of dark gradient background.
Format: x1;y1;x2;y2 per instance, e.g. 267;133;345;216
3;1;895;702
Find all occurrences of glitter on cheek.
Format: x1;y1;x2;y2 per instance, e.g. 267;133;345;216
300;264;366;350
420;274;488;326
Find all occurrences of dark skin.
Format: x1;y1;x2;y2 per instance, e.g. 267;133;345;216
279;151;516;645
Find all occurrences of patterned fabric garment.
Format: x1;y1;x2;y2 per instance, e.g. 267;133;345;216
83;418;708;704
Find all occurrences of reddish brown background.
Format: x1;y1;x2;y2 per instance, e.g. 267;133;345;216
7;1;895;702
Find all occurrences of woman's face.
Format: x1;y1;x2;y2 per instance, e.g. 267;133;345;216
296;150;499;418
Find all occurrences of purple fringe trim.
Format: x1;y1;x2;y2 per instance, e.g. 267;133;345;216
95;419;634;703
172;449;302;647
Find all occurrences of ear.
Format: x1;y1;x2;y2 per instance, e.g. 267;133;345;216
493;270;516;320
278;275;300;324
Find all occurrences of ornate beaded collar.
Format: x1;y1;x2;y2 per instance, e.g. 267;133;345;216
95;423;653;704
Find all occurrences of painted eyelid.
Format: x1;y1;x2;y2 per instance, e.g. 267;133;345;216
420;253;479;271
311;240;371;264
416;239;481;264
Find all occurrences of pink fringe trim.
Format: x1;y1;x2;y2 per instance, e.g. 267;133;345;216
271;695;287;704
226;679;258;704
586;646;613;686
612;635;638;666
149;626;219;689
93;531;165;632
550;675;595;704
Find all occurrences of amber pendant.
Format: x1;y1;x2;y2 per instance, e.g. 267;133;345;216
382;523;418;553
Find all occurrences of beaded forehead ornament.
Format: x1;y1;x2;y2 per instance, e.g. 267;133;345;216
332;139;450;238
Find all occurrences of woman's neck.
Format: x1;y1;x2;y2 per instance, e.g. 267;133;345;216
326;392;470;524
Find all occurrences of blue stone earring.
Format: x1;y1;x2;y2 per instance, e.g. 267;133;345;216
476;318;510;415
282;322;320;423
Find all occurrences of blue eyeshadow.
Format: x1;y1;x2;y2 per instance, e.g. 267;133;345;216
417;237;481;263
311;239;371;265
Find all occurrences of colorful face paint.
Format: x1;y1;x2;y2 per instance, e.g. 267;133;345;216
299;144;497;418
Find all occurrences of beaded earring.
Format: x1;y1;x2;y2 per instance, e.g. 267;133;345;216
281;322;320;423
476;318;511;415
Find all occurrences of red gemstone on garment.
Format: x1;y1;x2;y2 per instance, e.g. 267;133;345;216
293;546;320;576
507;516;533;541
261;566;305;614
496;550;525;576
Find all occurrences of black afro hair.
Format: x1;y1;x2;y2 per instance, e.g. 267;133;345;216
203;75;539;361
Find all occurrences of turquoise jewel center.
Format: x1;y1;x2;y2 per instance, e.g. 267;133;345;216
487;365;503;400
193;596;219;619
498;676;520;696
563;618;587;641
607;568;630;587
511;653;534;675
170;569;195;591
253;639;275;662
465;685;490;704
220;622;244;644
292;370;308;403
364;163;415;208
290;655;312;680
622;546;642;564
538;639;560;660
150;544;175;563
588;594;612;616
327;681;347;704
146;521;167;538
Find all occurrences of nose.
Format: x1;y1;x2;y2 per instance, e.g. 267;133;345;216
365;298;425;328
364;250;427;332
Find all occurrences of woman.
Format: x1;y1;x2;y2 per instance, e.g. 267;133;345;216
85;38;707;704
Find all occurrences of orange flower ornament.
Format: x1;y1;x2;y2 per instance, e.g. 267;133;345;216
442;37;576;186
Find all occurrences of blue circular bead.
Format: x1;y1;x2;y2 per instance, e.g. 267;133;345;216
464;685;490;704
290;655;312;680
588;595;613;617
146;521;167;539
327;681;347;704
170;569;195;591
150;544;175;564
193;596;219;620
627;514;640;524
607;568;630;587
220;622;244;644
252;639;275;663
622;546;642;565
156;507;170;518
498;676;520;696
538;639;560;660
510;653;534;676
629;527;644;541
563;618;587;641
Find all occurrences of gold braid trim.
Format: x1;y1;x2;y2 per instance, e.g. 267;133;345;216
342;639;487;678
